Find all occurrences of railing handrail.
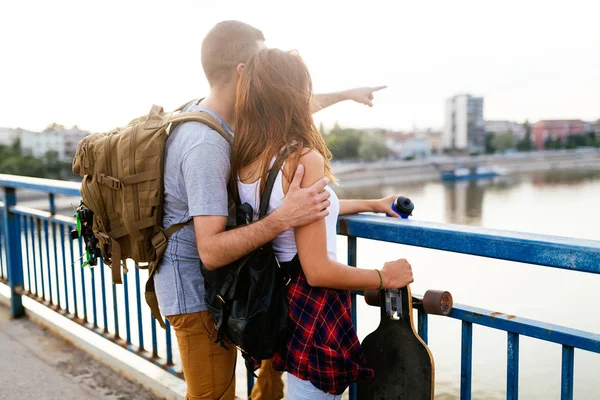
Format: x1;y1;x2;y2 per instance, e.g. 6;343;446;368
434;297;600;353
0;174;80;197
338;214;600;275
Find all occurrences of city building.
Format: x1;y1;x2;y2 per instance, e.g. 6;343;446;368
21;124;89;161
484;120;526;138
443;94;485;153
422;129;443;154
384;131;431;159
531;120;587;149
0;128;30;146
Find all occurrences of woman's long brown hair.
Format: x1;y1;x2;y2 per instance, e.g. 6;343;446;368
232;48;335;198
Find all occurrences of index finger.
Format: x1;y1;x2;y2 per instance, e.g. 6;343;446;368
310;177;330;193
371;85;387;92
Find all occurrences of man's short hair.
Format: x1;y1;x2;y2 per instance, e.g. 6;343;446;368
201;21;265;87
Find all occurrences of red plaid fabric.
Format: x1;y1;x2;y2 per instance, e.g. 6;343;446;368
272;265;374;395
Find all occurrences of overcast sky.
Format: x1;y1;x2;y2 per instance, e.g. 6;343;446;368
1;0;599;133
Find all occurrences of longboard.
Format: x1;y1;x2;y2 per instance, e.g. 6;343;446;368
357;287;452;400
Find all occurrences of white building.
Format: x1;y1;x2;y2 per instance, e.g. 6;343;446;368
485;121;526;138
415;128;443;154
21;124;88;161
384;132;431;159
0;127;30;146
443;94;485;153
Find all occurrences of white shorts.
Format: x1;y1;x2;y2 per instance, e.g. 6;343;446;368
286;373;343;400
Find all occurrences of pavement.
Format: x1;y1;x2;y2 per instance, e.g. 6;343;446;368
0;304;158;400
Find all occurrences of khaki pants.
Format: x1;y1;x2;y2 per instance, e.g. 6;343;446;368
167;311;237;400
250;359;285;400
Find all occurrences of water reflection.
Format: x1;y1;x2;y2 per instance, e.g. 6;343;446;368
333;180;427;200
443;181;484;225
334;169;600;228
531;169;600;187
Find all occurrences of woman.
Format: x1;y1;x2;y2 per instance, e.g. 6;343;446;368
232;48;414;399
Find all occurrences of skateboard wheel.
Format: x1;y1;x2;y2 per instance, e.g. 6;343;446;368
422;290;453;316
364;290;381;307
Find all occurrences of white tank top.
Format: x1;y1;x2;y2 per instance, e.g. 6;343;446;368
237;163;339;263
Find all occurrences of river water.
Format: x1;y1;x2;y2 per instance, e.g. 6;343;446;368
333;169;600;399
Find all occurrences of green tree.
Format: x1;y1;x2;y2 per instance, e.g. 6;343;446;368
324;125;362;160
517;121;533;151
585;131;595;146
588;130;599;147
545;136;565;150
564;134;586;149
358;136;389;161
484;133;495;154
0;139;71;179
492;131;518;153
11;138;22;156
43;150;65;179
318;121;326;136
43;122;65;132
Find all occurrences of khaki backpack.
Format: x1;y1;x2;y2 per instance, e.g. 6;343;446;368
72;100;231;328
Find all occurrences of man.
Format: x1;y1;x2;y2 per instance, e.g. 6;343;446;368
154;20;387;400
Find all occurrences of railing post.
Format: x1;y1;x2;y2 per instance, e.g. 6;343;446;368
347;236;358;400
507;332;520;400
3;187;25;318
418;311;429;344
561;345;574;400
460;321;473;400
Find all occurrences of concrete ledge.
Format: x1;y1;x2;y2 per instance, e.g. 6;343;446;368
0;283;186;399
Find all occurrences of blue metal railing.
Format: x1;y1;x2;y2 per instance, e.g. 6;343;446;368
0;174;178;377
338;214;600;400
1;174;599;400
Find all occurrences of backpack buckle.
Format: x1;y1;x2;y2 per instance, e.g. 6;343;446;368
151;230;168;250
99;174;123;190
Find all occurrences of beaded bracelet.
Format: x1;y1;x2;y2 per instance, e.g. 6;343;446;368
375;269;383;290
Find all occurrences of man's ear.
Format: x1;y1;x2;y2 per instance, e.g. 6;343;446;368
236;63;245;76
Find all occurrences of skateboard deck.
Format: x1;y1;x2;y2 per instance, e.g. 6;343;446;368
358;286;448;400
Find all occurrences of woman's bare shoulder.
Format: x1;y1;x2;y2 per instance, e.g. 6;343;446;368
299;148;324;171
282;148;325;193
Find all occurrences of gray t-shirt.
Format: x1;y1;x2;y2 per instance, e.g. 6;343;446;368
154;102;233;317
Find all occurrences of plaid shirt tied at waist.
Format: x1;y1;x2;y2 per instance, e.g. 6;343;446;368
272;259;374;395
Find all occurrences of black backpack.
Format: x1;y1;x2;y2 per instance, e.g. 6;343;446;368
201;154;294;369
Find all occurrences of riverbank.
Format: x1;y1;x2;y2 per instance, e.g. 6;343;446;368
332;148;600;188
7;149;600;215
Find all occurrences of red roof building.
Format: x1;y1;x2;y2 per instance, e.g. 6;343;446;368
531;120;587;149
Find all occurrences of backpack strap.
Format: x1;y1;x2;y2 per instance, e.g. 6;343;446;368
173;98;198;112
144;222;188;330
144;110;231;330
173;98;205;112
259;150;289;219
149;109;232;254
168;112;232;147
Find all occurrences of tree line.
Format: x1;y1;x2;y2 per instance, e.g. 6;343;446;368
320;122;390;161
0;139;73;180
484;122;599;154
